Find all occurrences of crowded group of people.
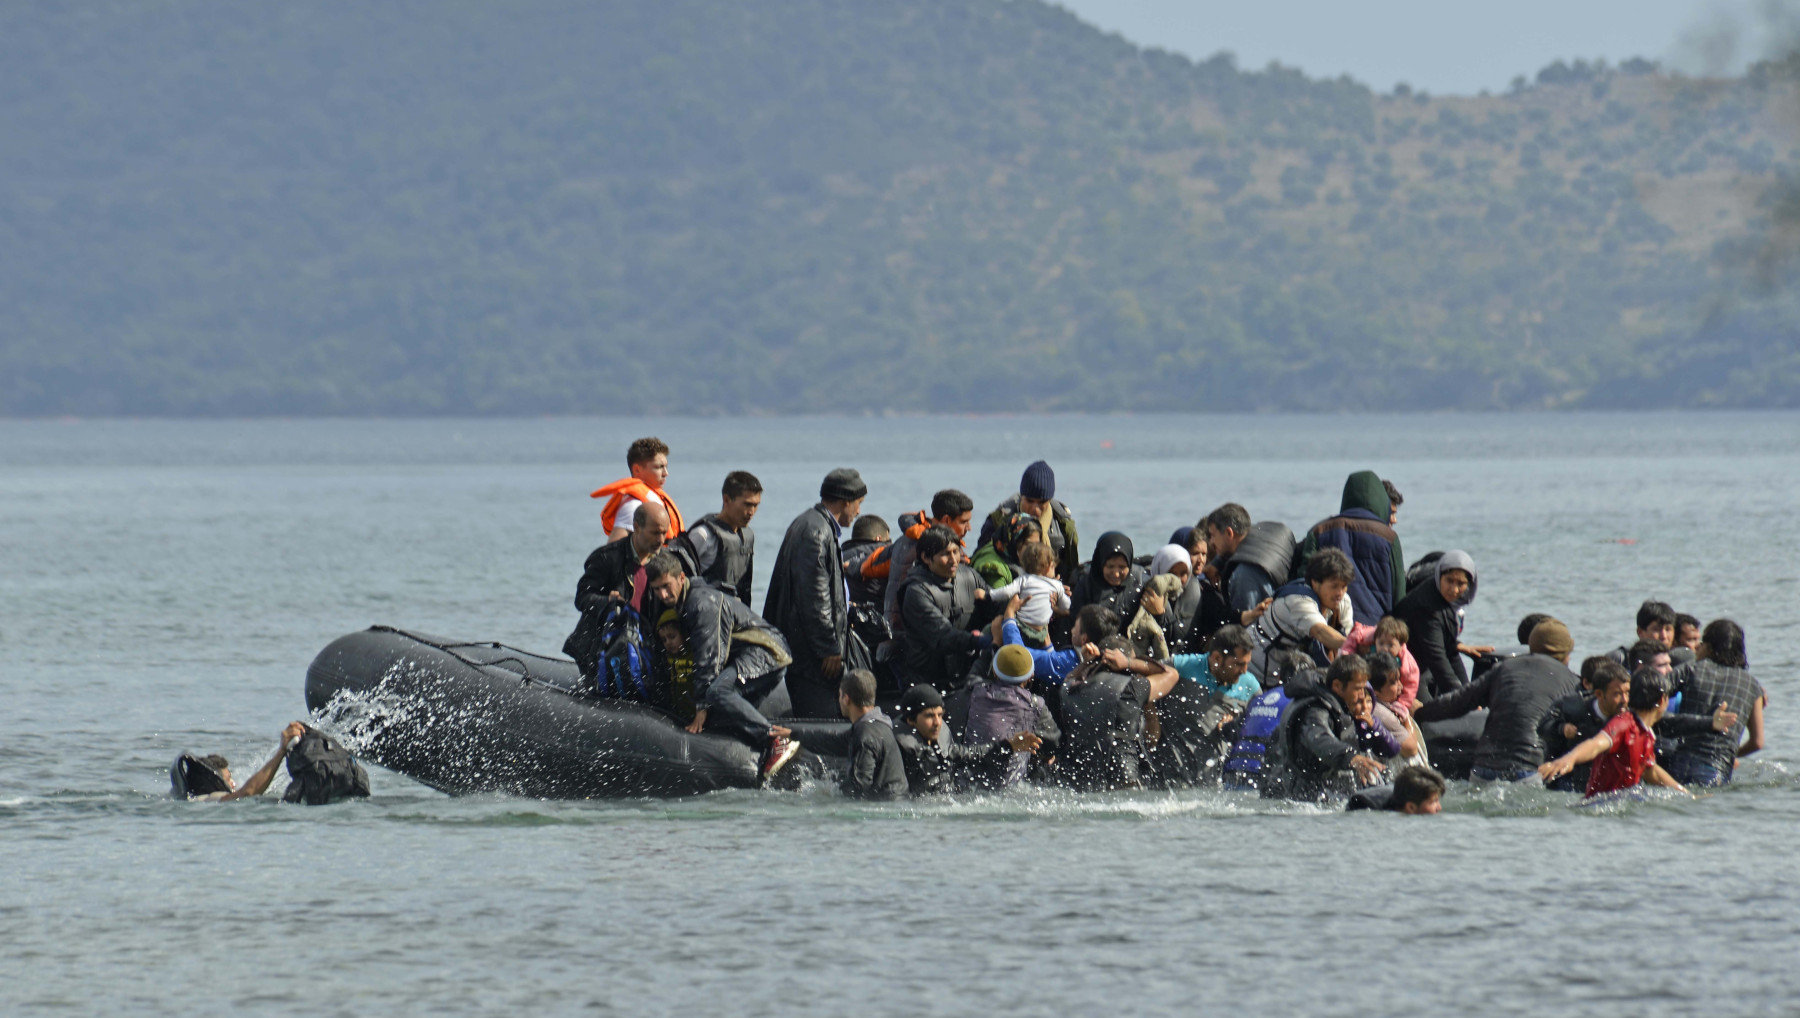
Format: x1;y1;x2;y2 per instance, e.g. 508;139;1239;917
563;437;1770;812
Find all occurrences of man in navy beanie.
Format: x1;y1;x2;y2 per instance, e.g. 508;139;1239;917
975;460;1080;582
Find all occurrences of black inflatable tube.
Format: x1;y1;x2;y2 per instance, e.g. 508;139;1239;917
305;627;848;799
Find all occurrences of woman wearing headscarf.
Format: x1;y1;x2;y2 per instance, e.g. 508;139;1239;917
971;511;1043;587
1391;549;1489;700
1071;531;1149;623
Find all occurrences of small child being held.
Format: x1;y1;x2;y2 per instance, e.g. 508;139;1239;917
654;609;699;724
986;541;1071;648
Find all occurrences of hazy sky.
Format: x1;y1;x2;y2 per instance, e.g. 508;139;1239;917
1054;0;1793;95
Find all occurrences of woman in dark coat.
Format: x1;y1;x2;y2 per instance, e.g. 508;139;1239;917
1392;549;1480;700
1070;531;1149;623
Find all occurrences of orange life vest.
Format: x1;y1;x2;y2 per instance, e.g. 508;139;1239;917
589;477;684;538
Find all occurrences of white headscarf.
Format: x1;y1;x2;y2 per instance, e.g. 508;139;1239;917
1148;543;1192;578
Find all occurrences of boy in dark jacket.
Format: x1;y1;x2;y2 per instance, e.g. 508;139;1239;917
893;684;1040;794
1261;654;1388;801
839;669;906;800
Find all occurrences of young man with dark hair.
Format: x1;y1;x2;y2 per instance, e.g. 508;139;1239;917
1381;479;1403;526
1248;547;1355;677
1624;639;1672;679
1606;600;1677;664
1539;668;1698;797
765;468;867;716
896;524;988;692
563;501;673;679
675;470;762;606
1538;659;1631;792
1661;618;1766;787
1261;653;1387;801
1346;764;1446;813
879;489;977;631
892;684;1041;794
643;550;800;781
174;722;308;802
1167;624;1260;700
1673;613;1702;653
1202;502;1290;614
839;669;906;800
592;436;683;542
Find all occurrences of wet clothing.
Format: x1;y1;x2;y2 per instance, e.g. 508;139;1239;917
764;504;851;717
1223;685;1293;790
563;538;649;678
1664;660;1765;785
1146;675;1249;789
1413;652;1579;776
963;680;1061;788
843;708;907;800
1345;785;1406;812
897;563;986;693
1057;662;1150;791
977;495;1080;582
1071;531;1148;621
997;619;1079;685
1295;470;1406;623
1586;710;1658;797
894;724;1014;794
1168;653;1261;701
1539;694;1612;791
1223;522;1295;614
675;513;754;606
675;583;792;747
1392;554;1477;698
1260;672;1364;802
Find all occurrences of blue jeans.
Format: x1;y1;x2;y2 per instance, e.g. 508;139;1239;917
702;663;786;748
1470;765;1540;784
1664;755;1728;788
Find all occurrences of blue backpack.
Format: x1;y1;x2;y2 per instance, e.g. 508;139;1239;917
594;602;651;701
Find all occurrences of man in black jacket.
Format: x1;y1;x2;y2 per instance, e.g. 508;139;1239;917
1538;659;1630;791
839;669;906;800
898;525;988;694
765;468;867;717
892;684;1039;794
644;551;800;780
563;501;672;678
675;470;761;606
1262;654;1387;801
1414;618;1580;783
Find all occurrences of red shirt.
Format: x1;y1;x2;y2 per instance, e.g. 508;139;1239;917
1584;711;1657;797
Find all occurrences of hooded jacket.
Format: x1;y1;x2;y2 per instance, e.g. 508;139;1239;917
1296;471;1407;623
1260;670;1362;802
1071;532;1149;620
897;562;983;692
1413;651;1578;773
1392;550;1477;699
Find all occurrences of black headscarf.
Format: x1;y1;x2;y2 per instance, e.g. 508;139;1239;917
1087;531;1135;590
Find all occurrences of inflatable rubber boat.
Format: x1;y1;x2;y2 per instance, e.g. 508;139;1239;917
305;627;847;798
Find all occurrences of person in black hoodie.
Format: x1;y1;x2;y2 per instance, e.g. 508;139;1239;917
839;669;906;800
1070;531;1149;623
1391;549;1491;699
1293;470;1407;623
892;684;1040;794
1261;654;1387;801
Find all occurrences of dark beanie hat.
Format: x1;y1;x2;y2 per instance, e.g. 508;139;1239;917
899;683;945;720
820;467;867;502
1019;460;1056;501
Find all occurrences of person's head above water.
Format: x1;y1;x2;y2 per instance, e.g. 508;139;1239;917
1206;625;1254;683
1517;612;1554;647
930;489;975;538
1626;639;1671;677
1070;603;1120;649
917;525;960;580
1590;659;1630;718
1202;503;1251;558
900;684;947;741
643;549;688;605
718;471;763;530
1089;532;1135;589
851;514;890;543
1325;653;1370;706
1634;599;1677;648
1391;765;1446;815
1527;618;1574;664
1149;544;1191;582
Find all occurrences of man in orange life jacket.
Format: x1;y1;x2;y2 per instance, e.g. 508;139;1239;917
592;436;684;542
875;489;975;634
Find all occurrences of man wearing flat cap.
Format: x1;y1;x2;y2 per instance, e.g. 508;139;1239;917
765;468;868;717
1414;618;1582;783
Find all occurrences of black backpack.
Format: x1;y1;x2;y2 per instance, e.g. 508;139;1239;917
282;728;372;805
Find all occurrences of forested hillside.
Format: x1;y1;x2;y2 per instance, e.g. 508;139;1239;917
3;0;1799;414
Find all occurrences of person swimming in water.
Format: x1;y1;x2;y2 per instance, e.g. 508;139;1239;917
173;722;307;801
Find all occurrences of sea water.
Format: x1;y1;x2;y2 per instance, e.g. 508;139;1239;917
2;413;1798;1016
